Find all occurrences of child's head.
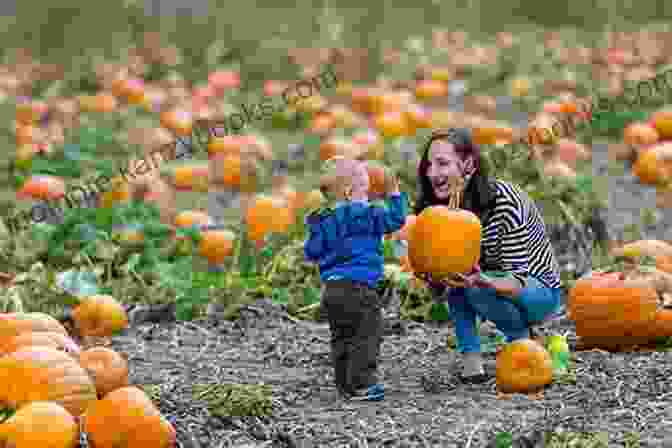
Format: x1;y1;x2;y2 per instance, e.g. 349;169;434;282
319;156;370;201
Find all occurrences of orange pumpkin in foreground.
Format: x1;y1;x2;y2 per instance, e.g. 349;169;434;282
496;339;553;393
0;346;97;416
79;347;129;398
71;295;129;338
407;206;481;279
83;386;176;448
0;401;79;448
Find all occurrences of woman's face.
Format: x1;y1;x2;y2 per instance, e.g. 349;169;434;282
426;140;474;199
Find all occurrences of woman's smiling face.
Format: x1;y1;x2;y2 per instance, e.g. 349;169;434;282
426;140;472;199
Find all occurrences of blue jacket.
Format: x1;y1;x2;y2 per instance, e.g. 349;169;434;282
304;192;408;287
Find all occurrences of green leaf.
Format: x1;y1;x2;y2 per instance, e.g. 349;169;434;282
429;302;450;321
494;432;513;448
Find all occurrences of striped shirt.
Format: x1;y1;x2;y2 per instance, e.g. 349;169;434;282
480;180;562;289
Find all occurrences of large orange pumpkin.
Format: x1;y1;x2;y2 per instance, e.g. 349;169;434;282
83;386;176;448
71;295;129;338
496;339;553;393
568;276;662;345
79;347;129;398
0;346;97;416
407;206;481;278
0;331;80;358
0;401;79;448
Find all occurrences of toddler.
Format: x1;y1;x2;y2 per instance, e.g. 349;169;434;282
304;157;407;400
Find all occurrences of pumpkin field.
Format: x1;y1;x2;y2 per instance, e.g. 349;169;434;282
5;1;672;446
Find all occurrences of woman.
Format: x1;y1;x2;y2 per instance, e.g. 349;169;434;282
415;128;563;383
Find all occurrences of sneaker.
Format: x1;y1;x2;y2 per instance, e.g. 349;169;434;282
349;384;385;401
457;373;490;384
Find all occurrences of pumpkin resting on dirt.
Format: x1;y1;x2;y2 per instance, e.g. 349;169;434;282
198;230;236;264
0;346;97;416
79;347;129;398
496;339;553;393
567;275;670;347
83;386;176;448
0;331;80;358
71;295;129;338
407;206;481;278
0;401;79;448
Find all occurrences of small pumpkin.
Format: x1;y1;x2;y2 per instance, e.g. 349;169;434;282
0;331;80;357
198;230;236;264
71;295;129;338
0;401;79;448
16;175;66;201
162;162;209;192
415;79;449;99
496;339;553;394
79;347;129;397
407;206;481;279
0;346;98;416
650;110;672;140
245;195;293;247
174;210;212;228
633;142;672;186
623;122;659;149
374;111;414;138
83;386;176;448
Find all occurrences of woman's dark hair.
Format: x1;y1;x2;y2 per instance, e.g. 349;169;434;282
414;128;495;221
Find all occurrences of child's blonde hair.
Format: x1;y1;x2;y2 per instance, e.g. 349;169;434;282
319;156;361;201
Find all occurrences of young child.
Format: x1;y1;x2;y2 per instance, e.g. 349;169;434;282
304;157;407;401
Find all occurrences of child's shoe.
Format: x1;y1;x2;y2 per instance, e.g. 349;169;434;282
349;384;385;401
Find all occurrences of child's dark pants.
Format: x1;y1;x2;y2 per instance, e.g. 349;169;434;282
322;279;383;396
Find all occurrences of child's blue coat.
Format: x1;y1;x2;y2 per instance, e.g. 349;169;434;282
304;193;408;288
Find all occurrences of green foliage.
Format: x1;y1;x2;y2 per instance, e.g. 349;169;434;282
193;383;273;417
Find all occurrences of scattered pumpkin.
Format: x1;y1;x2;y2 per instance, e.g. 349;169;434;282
207;135;243;158
79;347;129;398
83;386;176;448
71;295;129;338
0;331;80;358
414;79;449;99
16;175;66;201
15;125;35;145
160;108;193;137
0;346;97;416
245;195;293;246
0;401;79;448
199;230;236;264
623;122;660;150
163;162;209;192
174;210;212;228
374;111;413;138
650;110;672;140
407;206;482;279
496;339;553;394
632;142;672;186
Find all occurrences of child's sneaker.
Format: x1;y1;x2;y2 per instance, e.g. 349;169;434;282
349;384;385;401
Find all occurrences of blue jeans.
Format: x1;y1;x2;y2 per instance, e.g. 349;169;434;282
446;276;562;353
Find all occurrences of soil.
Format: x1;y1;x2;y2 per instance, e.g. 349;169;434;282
99;293;672;448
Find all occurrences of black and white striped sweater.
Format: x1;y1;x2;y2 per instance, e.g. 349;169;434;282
480;180;562;289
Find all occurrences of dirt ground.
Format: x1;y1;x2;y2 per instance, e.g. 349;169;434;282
101;295;672;448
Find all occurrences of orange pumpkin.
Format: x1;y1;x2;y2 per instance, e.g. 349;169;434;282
83;386;176;448
308;113;337;136
209;153;259;192
650;110;672;140
92;92;118;113
0;331;80;357
15;102;41;125
71;295;129;338
407;206;482;278
122;78;145;105
160;109;193;137
568;277;660;342
79;347;129;398
415;79;449;99
0;313;68;345
623;122;659;149
245;195;293;246
473;125;514;146
496;339;553;393
0;401;79;448
207;135;243;158
632;142;672;186
374;111;413;138
404;104;433;129
175;210;213;228
16;175;66;201
0;346;97;416
15;125;35;145
165;162;209;192
198;230;236;264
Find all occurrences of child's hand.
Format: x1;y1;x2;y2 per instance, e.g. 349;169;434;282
383;170;400;196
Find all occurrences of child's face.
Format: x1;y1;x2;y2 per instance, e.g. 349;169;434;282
349;162;370;196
